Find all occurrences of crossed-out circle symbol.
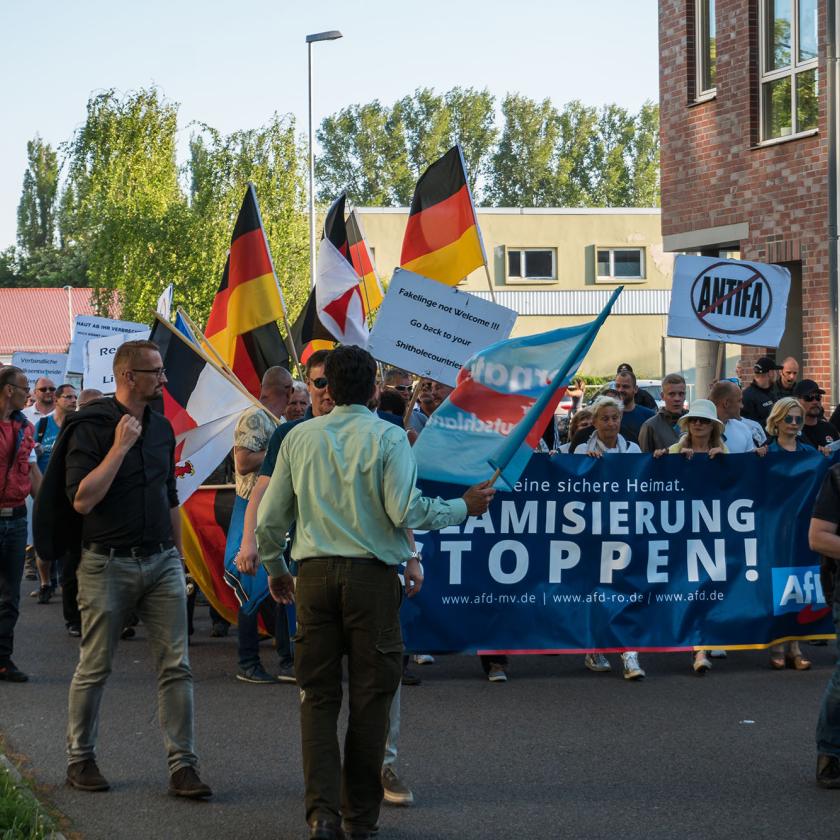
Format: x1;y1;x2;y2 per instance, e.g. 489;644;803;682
690;260;772;336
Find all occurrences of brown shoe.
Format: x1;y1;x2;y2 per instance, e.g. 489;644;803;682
67;759;110;792
168;766;212;799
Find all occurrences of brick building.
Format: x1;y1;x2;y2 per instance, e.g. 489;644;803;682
659;0;838;400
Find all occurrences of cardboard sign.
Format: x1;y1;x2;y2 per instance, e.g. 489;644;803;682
84;330;151;392
367;269;517;386
667;255;790;347
10;352;68;385
67;315;148;373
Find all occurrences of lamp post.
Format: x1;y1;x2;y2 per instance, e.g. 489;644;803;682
306;29;343;289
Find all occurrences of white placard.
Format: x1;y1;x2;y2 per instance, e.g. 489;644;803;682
368;269;517;387
67;315;148;373
667;255;790;347
83;330;151;393
10;352;68;385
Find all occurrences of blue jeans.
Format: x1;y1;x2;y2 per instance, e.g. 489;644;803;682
237;599;292;669
816;593;840;755
0;516;27;663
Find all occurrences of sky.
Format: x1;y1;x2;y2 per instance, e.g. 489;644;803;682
0;0;659;249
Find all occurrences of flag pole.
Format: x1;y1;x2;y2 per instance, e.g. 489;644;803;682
402;379;423;428
248;182;304;378
177;306;237;382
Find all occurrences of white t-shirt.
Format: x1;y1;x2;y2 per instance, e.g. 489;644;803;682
22;405;52;423
723;418;755;453
740;416;767;447
573;440;641;455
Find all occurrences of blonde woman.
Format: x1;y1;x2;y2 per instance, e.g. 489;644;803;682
573;397;644;679
765;397;826;670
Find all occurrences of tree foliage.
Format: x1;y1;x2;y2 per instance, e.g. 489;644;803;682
17;136;59;255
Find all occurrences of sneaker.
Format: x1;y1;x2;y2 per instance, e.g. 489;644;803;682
168;766;212;799
120;626;136;640
0;661;28;682
621;652;645;680
817;754;840;789
584;653;612;673
487;663;508;682
401;670;421;686
693;653;712;674
236;664;276;684
67;624;82;637
210;621;229;638
382;766;414;806
276;661;296;684
413;654;435;665
66;759;110;791
709;649;727;659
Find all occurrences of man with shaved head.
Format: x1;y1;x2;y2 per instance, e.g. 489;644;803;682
775;356;800;398
23;377;56;423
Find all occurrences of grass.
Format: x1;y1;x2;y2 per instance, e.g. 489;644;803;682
0;761;55;840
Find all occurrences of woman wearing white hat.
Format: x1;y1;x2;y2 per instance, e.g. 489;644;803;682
655;399;727;674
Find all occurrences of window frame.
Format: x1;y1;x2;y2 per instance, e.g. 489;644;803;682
759;0;819;143
695;0;717;101
504;246;558;284
594;247;647;283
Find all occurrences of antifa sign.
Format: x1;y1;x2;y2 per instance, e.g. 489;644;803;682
401;452;835;653
667;255;790;347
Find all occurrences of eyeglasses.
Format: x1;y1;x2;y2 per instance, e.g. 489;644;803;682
132;368;166;379
7;383;28;393
801;393;822;402
58;394;77;400
310;376;328;389
783;414;804;425
36;386;56;393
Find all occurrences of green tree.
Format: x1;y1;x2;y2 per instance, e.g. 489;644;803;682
590;104;637;206
17;136;59;256
627;101;660;206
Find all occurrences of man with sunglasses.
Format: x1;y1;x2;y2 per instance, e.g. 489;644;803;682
22;377;56;423
795;379;839;450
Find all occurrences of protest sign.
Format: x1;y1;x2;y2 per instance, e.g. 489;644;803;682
10;352;68;385
403;451;835;653
83;330;151;392
667;255;790;347
367;269;517;386
67;315;148;373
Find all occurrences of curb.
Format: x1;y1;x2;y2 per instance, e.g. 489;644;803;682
0;754;67;840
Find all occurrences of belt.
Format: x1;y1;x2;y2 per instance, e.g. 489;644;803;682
299;556;387;567
0;506;26;519
83;540;176;559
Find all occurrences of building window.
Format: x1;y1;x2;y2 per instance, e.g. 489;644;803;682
696;0;717;98
596;248;646;282
760;0;819;141
506;248;557;283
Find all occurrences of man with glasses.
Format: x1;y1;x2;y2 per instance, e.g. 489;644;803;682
23;377;56;423
383;367;414;398
795;379;839;450
35;340;211;798
0;366;41;682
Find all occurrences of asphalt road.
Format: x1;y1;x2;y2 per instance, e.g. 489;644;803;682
2;590;839;840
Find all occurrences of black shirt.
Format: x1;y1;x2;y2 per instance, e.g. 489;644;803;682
635;389;657;411
741;382;777;425
801;420;840;449
813;464;840;602
65;398;178;546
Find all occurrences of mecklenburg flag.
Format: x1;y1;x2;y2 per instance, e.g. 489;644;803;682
204;183;287;397
347;209;384;315
149;316;254;502
182;486;277;632
316;193;369;348
400;144;486;286
414;287;624;490
289;287;337;365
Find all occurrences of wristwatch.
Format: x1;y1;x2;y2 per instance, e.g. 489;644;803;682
407;550;421;561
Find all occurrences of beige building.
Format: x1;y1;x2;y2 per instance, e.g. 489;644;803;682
356;207;679;378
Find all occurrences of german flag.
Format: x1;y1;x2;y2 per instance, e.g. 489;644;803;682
400;144;486;286
289;288;336;365
347;209;384;314
204;184;287;396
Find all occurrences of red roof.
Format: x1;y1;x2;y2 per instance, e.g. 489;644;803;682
0;288;117;355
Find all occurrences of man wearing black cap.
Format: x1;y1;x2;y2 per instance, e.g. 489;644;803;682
796;379;839;450
741;356;782;426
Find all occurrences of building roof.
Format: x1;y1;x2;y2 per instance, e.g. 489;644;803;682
0;288;105;355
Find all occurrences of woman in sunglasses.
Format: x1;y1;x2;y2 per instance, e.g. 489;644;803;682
654;399;727;674
764;397;822;670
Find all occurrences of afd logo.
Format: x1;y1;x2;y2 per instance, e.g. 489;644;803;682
771;566;825;616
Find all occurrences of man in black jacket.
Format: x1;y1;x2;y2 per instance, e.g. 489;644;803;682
741;356;782;426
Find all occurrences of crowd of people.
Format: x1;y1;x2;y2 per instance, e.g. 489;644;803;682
3;345;840;837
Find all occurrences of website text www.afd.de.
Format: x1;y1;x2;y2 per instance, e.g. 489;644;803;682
439;590;727;606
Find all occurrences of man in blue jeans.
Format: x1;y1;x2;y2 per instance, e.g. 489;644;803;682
0;365;41;682
809;463;840;787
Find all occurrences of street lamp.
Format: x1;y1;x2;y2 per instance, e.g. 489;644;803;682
306;29;343;289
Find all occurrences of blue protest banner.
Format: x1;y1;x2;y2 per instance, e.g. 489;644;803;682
403;451;837;653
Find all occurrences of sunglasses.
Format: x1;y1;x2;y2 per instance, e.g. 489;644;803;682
132;368;167;378
783;414;804;425
393;384;413;393
688;417;712;425
311;376;328;389
801;393;822;402
37;386;56;393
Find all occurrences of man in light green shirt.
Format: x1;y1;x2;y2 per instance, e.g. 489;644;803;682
256;346;494;840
